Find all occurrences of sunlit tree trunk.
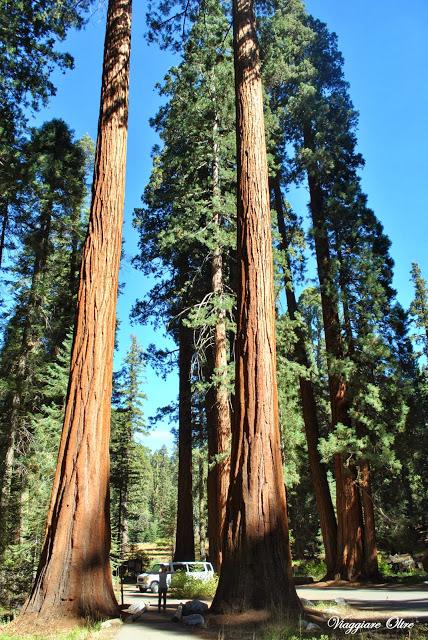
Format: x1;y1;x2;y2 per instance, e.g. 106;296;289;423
21;0;132;621
211;0;300;613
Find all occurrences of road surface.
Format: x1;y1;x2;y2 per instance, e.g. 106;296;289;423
298;582;428;619
112;582;428;639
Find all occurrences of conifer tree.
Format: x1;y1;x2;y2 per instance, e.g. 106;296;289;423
0;120;88;560
410;263;428;359
22;0;132;622
0;0;92;273
211;0;299;612
110;336;147;557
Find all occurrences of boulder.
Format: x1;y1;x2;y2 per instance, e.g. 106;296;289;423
172;604;183;622
182;599;209;616
100;618;123;628
389;553;416;572
123;603;148;623
182;613;205;626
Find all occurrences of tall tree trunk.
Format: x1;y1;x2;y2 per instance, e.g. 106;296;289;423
0;204;8;271
197;448;207;560
304;128;364;580
359;460;379;578
211;0;300;613
21;0;132;621
271;175;337;578
206;116;231;572
173;323;195;561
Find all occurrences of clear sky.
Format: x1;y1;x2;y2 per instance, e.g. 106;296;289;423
30;0;428;450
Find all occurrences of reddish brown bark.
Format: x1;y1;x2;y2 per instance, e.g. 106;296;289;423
173;323;195;561
211;0;299;613
272;176;337;578
306;153;365;581
334;453;364;581
21;0;132;621
206;120;231;572
359;460;379;579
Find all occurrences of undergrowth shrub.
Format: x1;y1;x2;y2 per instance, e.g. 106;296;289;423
169;572;218;599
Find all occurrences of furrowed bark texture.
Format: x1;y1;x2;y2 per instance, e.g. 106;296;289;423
173;323;195;561
305;149;365;581
22;0;132;620
211;0;299;613
359;460;379;578
206;121;231;571
272;176;337;578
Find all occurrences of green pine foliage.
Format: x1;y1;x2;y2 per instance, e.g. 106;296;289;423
410;262;428;360
110;336;148;553
0;335;72;608
133;0;236;340
0;120;90;566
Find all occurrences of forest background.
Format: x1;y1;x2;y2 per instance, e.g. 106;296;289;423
0;0;427;619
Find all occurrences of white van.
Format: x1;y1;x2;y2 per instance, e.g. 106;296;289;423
136;561;214;593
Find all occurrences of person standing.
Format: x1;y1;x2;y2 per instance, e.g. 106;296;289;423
158;564;168;612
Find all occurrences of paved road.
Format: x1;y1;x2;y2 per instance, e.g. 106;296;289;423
298;583;428;619
112;583;428;639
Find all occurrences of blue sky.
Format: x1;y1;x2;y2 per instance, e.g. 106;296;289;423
30;0;428;450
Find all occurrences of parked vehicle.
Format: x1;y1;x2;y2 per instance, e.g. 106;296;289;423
136;561;214;593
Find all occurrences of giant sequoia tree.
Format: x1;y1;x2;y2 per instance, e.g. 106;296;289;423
211;0;299;613
21;0;132;622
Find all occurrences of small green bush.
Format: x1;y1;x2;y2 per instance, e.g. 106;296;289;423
293;558;326;581
169;571;218;599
